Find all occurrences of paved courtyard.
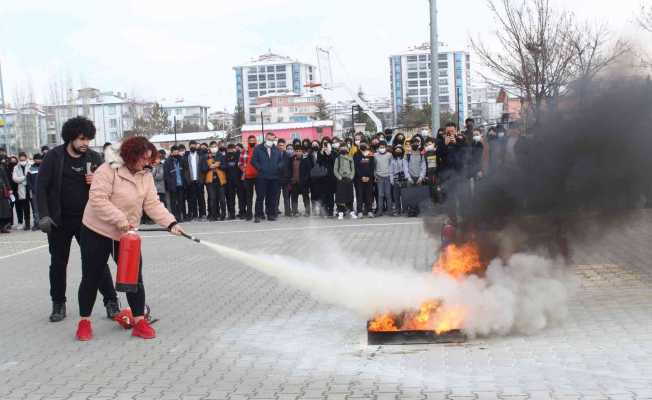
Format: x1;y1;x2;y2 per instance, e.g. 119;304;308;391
1;212;652;400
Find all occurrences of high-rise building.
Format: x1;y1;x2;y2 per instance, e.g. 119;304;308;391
389;43;471;128
233;52;316;124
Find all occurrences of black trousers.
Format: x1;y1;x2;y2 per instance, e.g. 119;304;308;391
243;179;256;218
356;180;374;213
289;182;310;215
255;178;279;218
187;181;206;218
225;180;244;218
277;182;290;216
16;198;30;226
168;188;185;221
47;217;117;304
79;226;145;317
207;182;226;219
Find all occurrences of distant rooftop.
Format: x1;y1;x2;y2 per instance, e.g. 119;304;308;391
235;51;313;68
160;99;210;109
390;42;467;57
241;120;333;132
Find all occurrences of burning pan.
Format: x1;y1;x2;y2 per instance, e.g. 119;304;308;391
367;322;467;345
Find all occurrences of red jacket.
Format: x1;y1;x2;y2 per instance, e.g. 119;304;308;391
238;146;258;180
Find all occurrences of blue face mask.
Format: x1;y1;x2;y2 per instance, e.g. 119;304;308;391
286;149;294;156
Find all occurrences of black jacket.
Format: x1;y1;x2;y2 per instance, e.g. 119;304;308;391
163;156;190;192
37;144;103;226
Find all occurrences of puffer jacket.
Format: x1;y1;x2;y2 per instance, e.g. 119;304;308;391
12;162;31;200
82;150;176;241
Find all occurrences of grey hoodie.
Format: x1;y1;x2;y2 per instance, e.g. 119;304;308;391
374;151;392;178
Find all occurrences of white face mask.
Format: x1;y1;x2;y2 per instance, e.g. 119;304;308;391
425;144;435;151
498;132;505;138
265;140;274;148
473;135;482;143
332;142;341;150
378;148;387;154
210;147;218;154
355;140;361;146
19;160;27;166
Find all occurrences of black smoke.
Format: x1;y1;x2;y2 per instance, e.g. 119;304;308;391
431;77;652;260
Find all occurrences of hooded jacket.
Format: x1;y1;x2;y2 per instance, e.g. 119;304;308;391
12;161;32;200
82;148;176;241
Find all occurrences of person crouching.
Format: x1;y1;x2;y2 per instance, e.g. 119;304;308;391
76;137;185;341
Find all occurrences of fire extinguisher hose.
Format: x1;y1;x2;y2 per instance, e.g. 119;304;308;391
137;227;201;243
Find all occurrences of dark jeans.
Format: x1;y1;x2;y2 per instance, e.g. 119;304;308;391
187;180;206;218
47;216;117;304
225;180;244;218
289;182;310;215
356;180;374;214
169;188;185;221
16;198;30;227
79;225;145;317
243;178;256;218
255;178;279;218
392;183;403;213
321;188;334;216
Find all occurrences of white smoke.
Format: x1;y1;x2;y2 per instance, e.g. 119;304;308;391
201;241;576;337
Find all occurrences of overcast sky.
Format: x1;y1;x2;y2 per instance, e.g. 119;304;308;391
0;0;647;111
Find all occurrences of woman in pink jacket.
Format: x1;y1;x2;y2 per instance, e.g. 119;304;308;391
76;137;184;341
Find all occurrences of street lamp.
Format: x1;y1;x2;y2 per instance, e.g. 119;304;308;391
429;0;440;135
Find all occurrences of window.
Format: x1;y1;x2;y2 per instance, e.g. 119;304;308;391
248;83;258;89
107;105;116;115
440;87;449;95
420;89;429;95
407;89;418;95
278;81;287;88
276;73;286;80
419;71;428;78
420;80;428;86
260;91;267;96
439;78;448;86
408;80;418;87
176;108;183;115
408;72;418;79
268;74;275;80
248;91;257;98
419;63;429;70
250;116;256;122
259;74;266;81
438;62;448;69
438;54;448;60
249;108;256;114
109;119;117;128
407;56;417;62
259;82;266;89
439;70;447;77
269;82;276;89
248;75;257;82
267;66;275;72
407;63;417;71
418;55;427;61
276;65;286;72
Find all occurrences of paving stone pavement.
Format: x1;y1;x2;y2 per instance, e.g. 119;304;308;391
1;211;652;400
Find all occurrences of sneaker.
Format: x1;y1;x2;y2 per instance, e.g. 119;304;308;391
132;319;156;339
49;302;66;322
337;212;344;220
105;299;120;319
254;217;261;223
76;320;93;341
350;211;358;219
358;212;364;218
368;212;375;218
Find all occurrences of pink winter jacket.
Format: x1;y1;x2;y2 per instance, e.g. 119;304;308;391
82;161;176;241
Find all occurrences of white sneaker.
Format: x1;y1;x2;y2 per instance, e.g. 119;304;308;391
350;211;358;219
368;212;375;218
338;212;344;220
358;212;364;218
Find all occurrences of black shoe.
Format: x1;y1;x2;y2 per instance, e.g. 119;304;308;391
219;216;226;221
49;302;66;322
105;299;120;319
254;217;261;223
268;216;277;221
23;224;30;231
228;215;236;220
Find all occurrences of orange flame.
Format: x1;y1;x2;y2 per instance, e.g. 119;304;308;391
369;242;485;334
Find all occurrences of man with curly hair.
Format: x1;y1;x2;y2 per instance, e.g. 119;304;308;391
37;116;120;323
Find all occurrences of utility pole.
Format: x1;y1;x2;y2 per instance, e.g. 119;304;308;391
429;0;440;134
173;116;177;144
260;111;264;142
0;60;6;151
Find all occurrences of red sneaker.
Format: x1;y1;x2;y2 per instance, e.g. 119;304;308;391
76;320;93;341
132;319;156;339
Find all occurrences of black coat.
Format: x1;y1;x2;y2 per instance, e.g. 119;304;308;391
0;167;12;220
163;156;190;192
37;145;103;227
251;144;283;180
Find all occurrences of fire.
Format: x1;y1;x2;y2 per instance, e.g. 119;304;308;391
369;242;486;335
435;242;484;278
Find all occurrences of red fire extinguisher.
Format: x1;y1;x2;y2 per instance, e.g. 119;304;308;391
116;230;141;293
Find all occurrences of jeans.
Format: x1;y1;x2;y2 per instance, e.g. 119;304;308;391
47;216;117;304
243;178;256;218
16;198;30;227
254;178;280;218
78;226;145;317
376;176;392;214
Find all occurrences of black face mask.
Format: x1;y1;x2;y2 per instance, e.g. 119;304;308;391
339;149;348;155
411;144;419;151
174;154;182;159
248;143;256;148
394;152;403;158
190;148;197;153
219;147;226;153
312;146;319;151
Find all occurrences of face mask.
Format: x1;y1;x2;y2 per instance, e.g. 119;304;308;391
425;144;435;151
355;140;361;146
378;148;386;154
286;149;294;156
210;147;218;154
411;144;418;151
339;149;348;155
498;132;505;138
312;146;319;151
333;143;341;150
249;142;256;148
394;152;403;158
363;151;370;157
219;147;226;153
19;160;27;166
473;135;482;143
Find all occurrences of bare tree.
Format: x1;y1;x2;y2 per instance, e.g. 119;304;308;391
472;0;627;120
638;4;652;33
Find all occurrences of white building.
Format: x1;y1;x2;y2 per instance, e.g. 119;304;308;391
0;104;47;155
160;99;209;131
233;52;317;124
45;88;152;148
471;86;503;127
254;93;321;124
389;43;471;128
208;110;234;131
